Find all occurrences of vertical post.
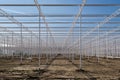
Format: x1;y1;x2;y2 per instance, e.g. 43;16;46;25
116;39;118;57
31;32;32;58
91;41;93;56
117;39;119;57
46;28;48;63
20;24;23;64
4;37;5;57
114;40;116;57
7;36;8;57
72;29;74;61
97;25;100;62
12;32;14;59
108;36;110;58
38;7;41;68
79;14;82;70
105;32;108;59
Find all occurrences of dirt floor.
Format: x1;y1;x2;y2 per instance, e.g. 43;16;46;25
0;55;120;80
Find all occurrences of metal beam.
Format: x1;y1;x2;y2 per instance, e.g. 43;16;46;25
0;4;120;6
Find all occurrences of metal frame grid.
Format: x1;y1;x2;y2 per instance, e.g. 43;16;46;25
0;0;120;69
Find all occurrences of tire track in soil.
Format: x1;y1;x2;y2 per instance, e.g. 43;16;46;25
39;54;96;80
66;57;96;80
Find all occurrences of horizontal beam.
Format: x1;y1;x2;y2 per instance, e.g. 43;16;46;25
0;22;120;24
0;35;118;37
0;32;119;34
0;4;120;6
0;26;118;28
1;35;117;37
1;14;120;17
0;30;117;32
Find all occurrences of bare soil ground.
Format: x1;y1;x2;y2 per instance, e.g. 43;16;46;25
0;55;120;80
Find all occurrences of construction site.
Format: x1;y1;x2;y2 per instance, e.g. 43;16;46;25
0;0;120;80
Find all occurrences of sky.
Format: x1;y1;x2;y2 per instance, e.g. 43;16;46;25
0;0;120;47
